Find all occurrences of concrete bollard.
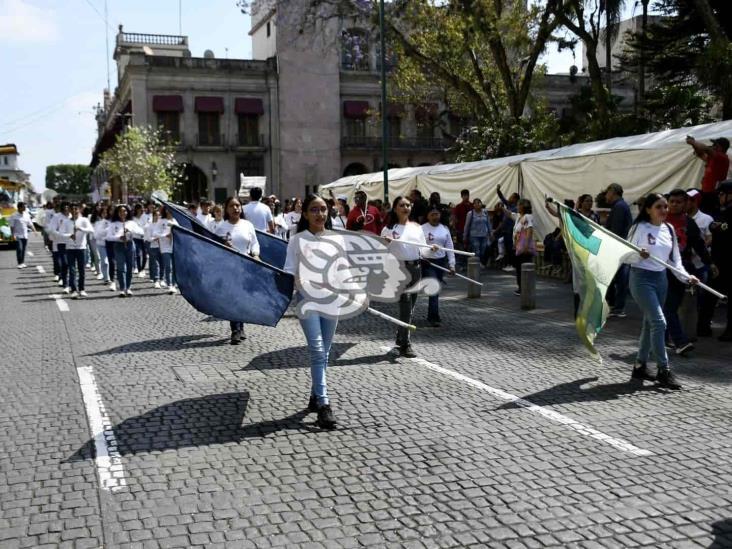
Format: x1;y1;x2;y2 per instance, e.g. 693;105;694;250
467;257;482;298
521;262;536;310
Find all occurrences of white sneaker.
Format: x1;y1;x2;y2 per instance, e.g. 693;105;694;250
126;289;133;296
17;264;25;269
63;287;71;294
109;282;116;291
160;281;168;289
54;275;59;281
138;270;146;278
79;291;88;298
71;291;79;299
153;281;161;289
118;291;126;298
58;279;64;287
168;287;178;295
96;273;104;280
133;268;139;274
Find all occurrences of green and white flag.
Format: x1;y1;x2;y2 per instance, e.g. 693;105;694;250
558;202;637;357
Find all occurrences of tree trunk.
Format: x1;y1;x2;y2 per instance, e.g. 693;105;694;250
639;0;649;105
605;7;612;95
586;43;611;135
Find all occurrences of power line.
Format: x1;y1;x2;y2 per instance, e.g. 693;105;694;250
82;0;115;32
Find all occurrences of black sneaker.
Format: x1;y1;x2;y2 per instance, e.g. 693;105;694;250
317;405;336;429
230;331;241;345
399;344;417;358
631;362;656;381
657;369;682;390
307;394;318;413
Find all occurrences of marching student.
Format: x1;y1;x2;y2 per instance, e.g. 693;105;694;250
103;205;118;291
156;206;179;295
284;193;338;429
626;193;699;390
215;196;260;345
60;203;94;298
132;204;148;278
145;208;162;288
197;199;213;227
381;195;432;358
8;202;36;268
91;208;111;285
421;205;456;327
107;205;144;297
207;204;225;233
49;202;71;291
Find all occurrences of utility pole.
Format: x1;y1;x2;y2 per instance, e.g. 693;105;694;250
379;0;389;204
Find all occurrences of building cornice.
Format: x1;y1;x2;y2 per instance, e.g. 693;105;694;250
249;7;276;36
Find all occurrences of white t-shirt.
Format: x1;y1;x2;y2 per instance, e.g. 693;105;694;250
381;222;425;261
627;222;689;282
284;211;301;239
60;216;94;250
331;214;347;230
144;220;160;248
106;220;145;243
94;219;110;246
197;212;213;227
132;216;147;234
691;210;714;269
154;218;178;253
273;213;289;239
208;218;226;234
510;212;534;240
421;223;455;267
215;219;260;256
243;201;273;232
8;211;33;239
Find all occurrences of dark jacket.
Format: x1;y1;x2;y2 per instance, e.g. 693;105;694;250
606;198;632;239
710;207;732;268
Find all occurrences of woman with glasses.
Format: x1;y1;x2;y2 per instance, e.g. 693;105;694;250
284;194;338;429
381;196;431;358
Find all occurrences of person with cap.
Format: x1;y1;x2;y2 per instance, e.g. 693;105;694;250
604;183;633;318
698;180;732;341
422;205;455;327
347;190;382;235
687;135;730;215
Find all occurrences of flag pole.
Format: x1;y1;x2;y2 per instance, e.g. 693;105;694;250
331;226;475;256
424;259;483;286
367;307;416;331
551;199;727;302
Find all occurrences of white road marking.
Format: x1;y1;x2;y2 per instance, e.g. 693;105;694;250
381;347;653;457
49;294;69;312
76;366;127;492
36;265;45;274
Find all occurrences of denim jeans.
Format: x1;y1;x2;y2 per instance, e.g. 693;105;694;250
148;247;161;281
134;238;147;271
664;273;689;346
230;321;244;336
161;252;174;287
470;236;489;266
105;241;116;281
397;261;421;348
299;313;338;406
66;248;86;292
15;238;27;265
422;256;446;322
56;244;68;286
89;239;100;272
607;264;630;313
113;241;135;291
629;267;669;368
97;243;110;282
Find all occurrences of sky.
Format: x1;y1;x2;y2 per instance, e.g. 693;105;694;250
0;0;641;192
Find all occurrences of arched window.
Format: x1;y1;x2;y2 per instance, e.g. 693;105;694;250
341;28;370;71
343;162;369;177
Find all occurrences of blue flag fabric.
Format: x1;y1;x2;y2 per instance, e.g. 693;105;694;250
171;225;294;327
155;197;287;268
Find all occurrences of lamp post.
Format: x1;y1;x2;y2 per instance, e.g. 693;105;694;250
379;0;389;204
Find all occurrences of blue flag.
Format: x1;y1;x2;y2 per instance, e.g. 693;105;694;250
171;225;294;327
155;197;287;269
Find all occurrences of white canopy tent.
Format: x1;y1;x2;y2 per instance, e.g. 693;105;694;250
322;119;732;237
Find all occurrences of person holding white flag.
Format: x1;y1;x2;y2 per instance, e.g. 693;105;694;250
626;193;699;390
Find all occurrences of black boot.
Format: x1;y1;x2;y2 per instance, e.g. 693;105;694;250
230;330;241;345
657;369;682;390
317;404;337;429
399;344;417;358
631;362;656;381
307;394;318;413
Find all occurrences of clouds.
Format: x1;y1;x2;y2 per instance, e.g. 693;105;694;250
0;0;60;43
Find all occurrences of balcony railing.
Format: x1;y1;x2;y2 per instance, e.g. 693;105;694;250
119;32;187;46
341;136;453;150
235;133;265;148
196;133;224;147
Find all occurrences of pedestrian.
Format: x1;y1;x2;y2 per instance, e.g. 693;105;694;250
463;198;492;268
107;205;144;297
451;189;471;270
132;204;147;278
496;185;518;269
104;205;118;292
626;193;699;390
197;199;213;227
576;194;600;223
92;207;111;285
8;201;35;268
145;208;162;288
408;189;429;224
207;204;225;233
509;198;536;296
49;202;71;291
604;183;633;317
382;196;430;357
346;191;382;234
156;206;179;295
60;203;94;298
215;196;261;345
686;135;730;215
422;205;456;327
285;198;302;240
283;193;338;429
272;200;289;239
243;187;275;233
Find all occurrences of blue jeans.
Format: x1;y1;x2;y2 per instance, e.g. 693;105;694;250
134;238;147;271
161;252;174;287
664;273;689;346
15;238;27;265
66;248;86;292
629;267;669;369
113;241;135;291
422;256;446;322
97;243;110;282
608;264;629;313
55;244;68;286
105;241;116;281
299;313;338;406
470;236;488;266
148;247;161;281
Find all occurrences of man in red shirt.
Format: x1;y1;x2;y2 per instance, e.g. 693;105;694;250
687;136;730;214
451;189;471;268
346;190;383;234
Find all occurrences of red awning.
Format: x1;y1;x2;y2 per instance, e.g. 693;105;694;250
380;103;405;117
195;96;225;113
235;98;264;115
343;100;370;118
152;95;183;112
415;102;439;121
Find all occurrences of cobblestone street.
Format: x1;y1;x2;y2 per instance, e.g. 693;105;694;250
3;235;732;548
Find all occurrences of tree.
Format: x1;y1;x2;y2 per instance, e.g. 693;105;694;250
99;126;181;199
45;164;92;196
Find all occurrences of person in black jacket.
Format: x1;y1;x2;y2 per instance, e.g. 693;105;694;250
605;183;633;318
698;181;732;341
663;189;713;355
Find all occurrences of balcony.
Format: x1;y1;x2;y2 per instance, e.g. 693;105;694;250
195;133;224;148
235;133;266;149
341;136;453;150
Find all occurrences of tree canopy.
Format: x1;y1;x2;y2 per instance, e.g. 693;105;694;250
45;164;92;196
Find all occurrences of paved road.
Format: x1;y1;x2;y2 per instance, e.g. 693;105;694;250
2;235;732;548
